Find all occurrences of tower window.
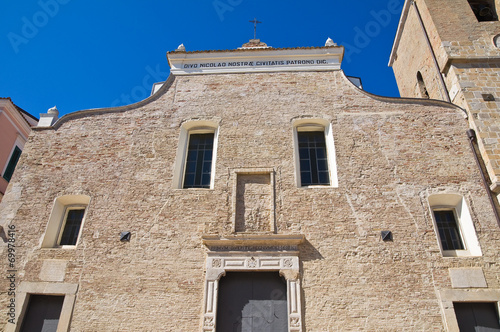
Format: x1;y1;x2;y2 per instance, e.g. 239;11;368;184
468;0;498;21
416;72;429;99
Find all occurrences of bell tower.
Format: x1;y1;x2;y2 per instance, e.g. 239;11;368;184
390;0;500;196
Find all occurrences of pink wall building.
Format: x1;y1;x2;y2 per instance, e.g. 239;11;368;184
0;98;37;201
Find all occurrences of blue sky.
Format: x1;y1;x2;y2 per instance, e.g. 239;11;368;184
1;0;403;118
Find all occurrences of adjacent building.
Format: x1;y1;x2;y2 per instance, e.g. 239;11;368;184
0;98;37;202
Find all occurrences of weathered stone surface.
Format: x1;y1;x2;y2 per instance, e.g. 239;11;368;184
39;260;67;282
391;0;500;194
235;173;273;233
0;68;498;331
449;268;487;288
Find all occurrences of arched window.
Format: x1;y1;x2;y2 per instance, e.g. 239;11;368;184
428;194;482;257
42;195;90;248
468;0;498;21
292;119;338;188
417;71;430;99
173;120;219;189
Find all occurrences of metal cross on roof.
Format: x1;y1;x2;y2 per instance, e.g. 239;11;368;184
249;18;262;40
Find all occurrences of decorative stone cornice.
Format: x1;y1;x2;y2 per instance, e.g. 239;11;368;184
202;234;305;252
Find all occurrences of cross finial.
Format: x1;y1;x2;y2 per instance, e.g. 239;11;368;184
249;18;262;40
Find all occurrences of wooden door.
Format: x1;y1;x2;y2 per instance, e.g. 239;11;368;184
20;295;64;332
454;302;500;331
216;272;288;332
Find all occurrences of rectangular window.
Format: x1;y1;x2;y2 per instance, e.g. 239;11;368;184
59;208;85;246
454;302;500;331
3;146;22;182
183;133;214;188
298;131;330;186
433;210;465;251
468;0;498;21
20;295;65;332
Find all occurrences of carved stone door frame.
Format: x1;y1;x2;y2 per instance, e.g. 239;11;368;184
201;235;304;332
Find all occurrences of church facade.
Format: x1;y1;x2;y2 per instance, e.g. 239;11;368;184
1;4;500;331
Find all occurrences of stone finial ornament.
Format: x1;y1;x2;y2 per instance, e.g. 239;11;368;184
325;37;336;46
176;43;186;52
47;105;59;116
38;105;60;127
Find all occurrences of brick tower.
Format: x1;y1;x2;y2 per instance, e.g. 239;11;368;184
390;0;500;197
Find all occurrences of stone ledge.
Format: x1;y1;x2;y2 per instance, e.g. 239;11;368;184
202;234;305;250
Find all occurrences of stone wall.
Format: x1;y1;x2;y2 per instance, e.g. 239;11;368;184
391;0;500;194
391;1;446;100
1;70;499;331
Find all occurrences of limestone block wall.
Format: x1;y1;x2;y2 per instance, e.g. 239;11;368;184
423;0;500;188
392;0;500;69
0;71;499;331
445;65;500;185
421;0;500;63
391;0;448;100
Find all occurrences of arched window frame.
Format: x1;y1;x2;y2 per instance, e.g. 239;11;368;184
292;119;338;188
416;71;430;99
41;195;90;248
173;120;219;189
467;0;498;21
428;193;482;257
